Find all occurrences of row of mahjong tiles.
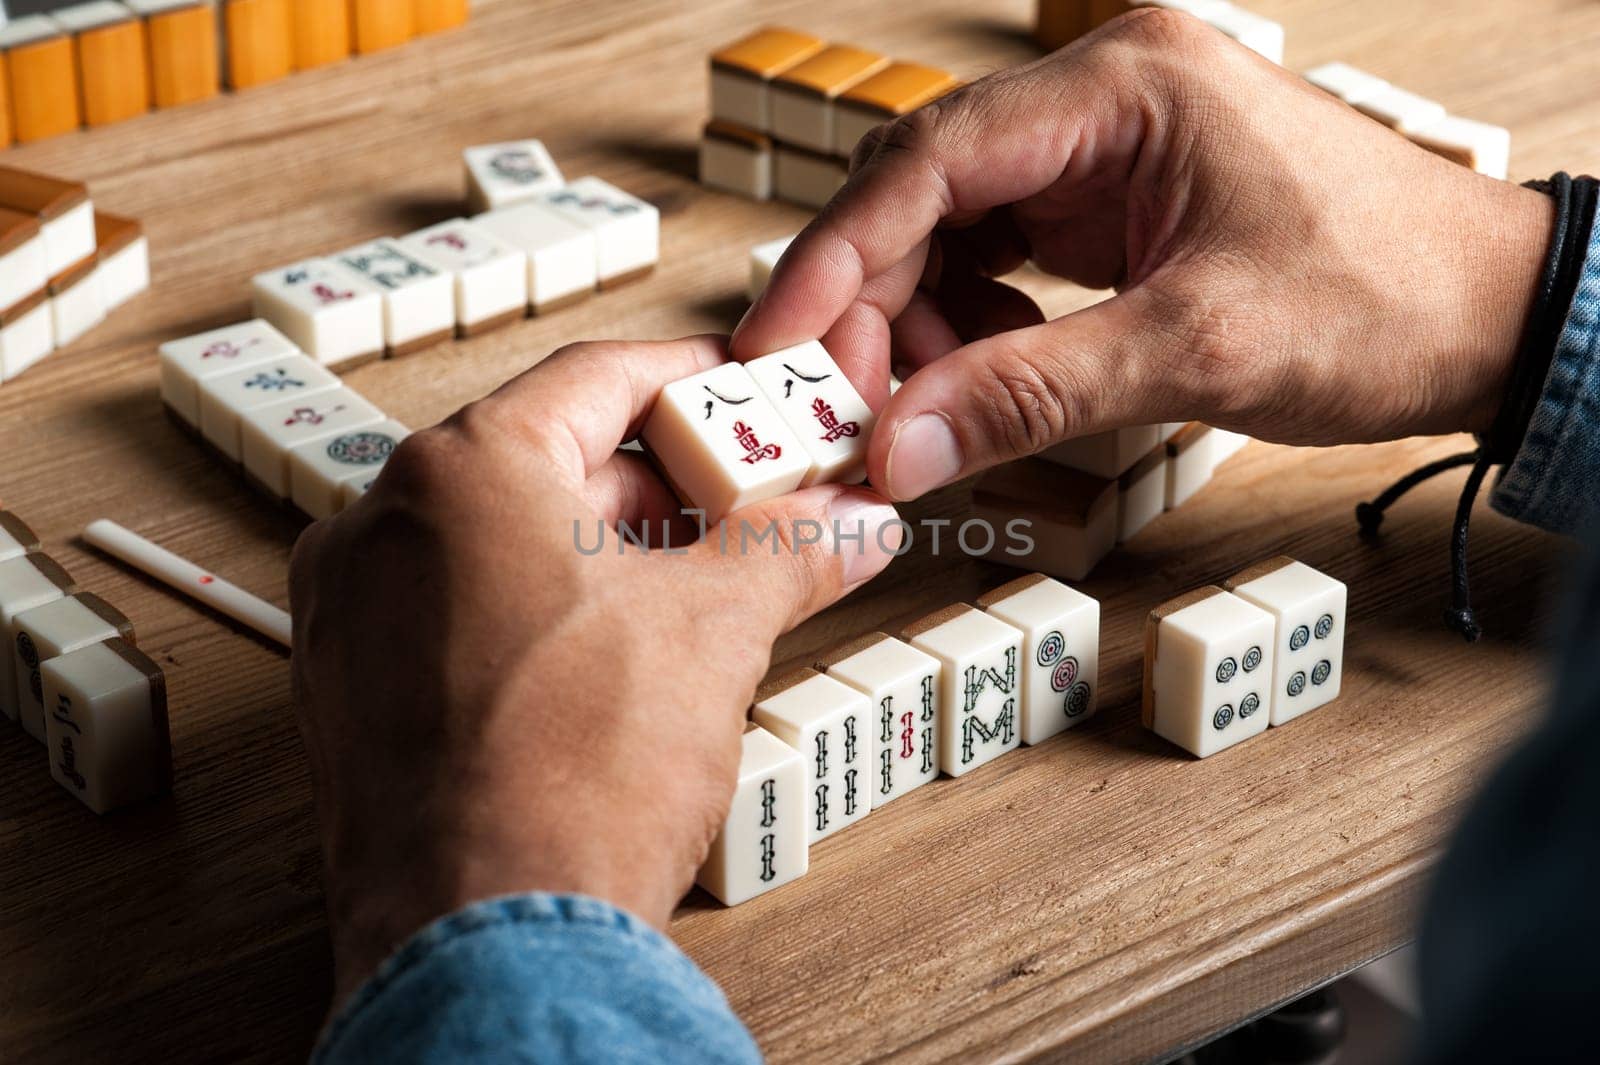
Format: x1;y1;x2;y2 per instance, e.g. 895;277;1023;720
157;319;409;519
703;558;1346;906
0;511;170;815
249;140;658;369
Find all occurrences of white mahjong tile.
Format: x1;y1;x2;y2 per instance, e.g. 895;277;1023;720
0;553;75;728
968;460;1118;582
774;145;845;210
1303;62;1389;106
158;319;300;427
979;574;1100;745
11;593;133;743
1212;427;1249;463
288;419;410;520
700;125;773;202
341;474;379;508
1040;425;1161;478
0;512;40;563
640;361;810;523
820;633;939;809
334;239;456;355
904;605;1024;777
397;219;528;335
0;295;54;382
540;177;659;286
1204;5;1283;63
696;724;808;906
472;203;597;313
1143;587;1274;758
42;638;171;815
1165;423;1218;508
198;353;342;461
752;668;872;844
745;340;875;486
1354;85;1447;132
0;213;46;315
250;258;385;367
238;387;386;498
748;233;796;301
96;234;150;312
1407;115;1511;180
51;261;106;347
1225;557;1347;726
1118;443;1167;542
45;202;97;280
463;140;565;213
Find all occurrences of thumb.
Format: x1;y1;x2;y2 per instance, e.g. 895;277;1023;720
682;485;904;639
868;291;1188;500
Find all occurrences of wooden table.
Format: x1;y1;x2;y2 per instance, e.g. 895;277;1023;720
0;1;1586;1061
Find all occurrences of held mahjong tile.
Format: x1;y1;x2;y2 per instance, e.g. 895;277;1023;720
288;419;410;520
0;207;47;316
1040;425;1161;479
1117;443;1167;542
903;605;1024;777
1224;557;1347;726
1354;86;1447;132
696;723;808;906
639;361;810;524
1165;423;1218;508
158;319;300;428
250;258;385;367
751;668;872;844
0;292;54;382
748;233;796;301
0;553;77;727
238;387;386;498
1303;62;1390;107
0;512;41;563
198;353;342;461
1142;587;1274;758
472;203;597;314
1204;6;1283;63
398;219;528;336
463;139;565;213
818;633;939;809
978;574;1099;745
12;592;134;743
540;177;659;288
42;638;171;815
335;239;455;356
1407;115;1511;180
744;340;875;486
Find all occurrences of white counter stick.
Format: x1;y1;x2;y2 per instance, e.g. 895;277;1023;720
83;519;292;649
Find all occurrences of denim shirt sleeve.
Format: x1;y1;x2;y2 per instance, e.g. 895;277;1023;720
313;894;762;1065
1490;220;1600;535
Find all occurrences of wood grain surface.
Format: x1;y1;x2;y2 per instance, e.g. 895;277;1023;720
0;1;1589;1062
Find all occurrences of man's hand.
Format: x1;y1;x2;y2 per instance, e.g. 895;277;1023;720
289;336;900;1005
732;8;1552;500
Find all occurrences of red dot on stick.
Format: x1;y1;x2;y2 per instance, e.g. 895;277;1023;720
199;575;215;585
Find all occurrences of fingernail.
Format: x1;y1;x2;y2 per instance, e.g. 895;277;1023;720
885;413;963;499
830;495;903;586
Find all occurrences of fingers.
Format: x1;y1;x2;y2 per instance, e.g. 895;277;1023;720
584;451;702;545
460;335;729;480
677;485;903;640
867;290;1189;500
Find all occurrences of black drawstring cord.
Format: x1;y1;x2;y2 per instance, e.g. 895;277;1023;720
1357;172;1598;641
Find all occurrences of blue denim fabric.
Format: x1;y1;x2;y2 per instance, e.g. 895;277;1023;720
314;894;760;1065
1490;220;1600;534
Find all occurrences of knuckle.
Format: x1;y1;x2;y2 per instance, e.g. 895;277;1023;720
1106;6;1207;51
377;427;461;499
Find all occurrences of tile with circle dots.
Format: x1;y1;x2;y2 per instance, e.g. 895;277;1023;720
1142;586;1275;758
1225;557;1347;726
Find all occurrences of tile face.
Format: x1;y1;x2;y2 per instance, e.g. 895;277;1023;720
640;361;810;523
288;418;410;520
0;293;54;382
42;638;171;815
198;352;342;460
335;239;456;354
752;668;872;843
1407;115;1510;180
472;203;597;313
1143;587;1274;758
463;139;564;213
904;605;1023;777
250;258;385;367
978;574;1100;745
819;633;939;809
1165;422;1218;508
0;553;76;728
0;207;47;315
1040;425;1161;478
12;593;134;743
238;387;386;497
745;340;874;486
1117;443;1167;542
748;233;796;301
1225;557;1347;726
709;27;825;131
158;319;299;427
770;44;889;153
701;121;773;202
540;177;659;286
774;145;846;209
397;219;528;334
0;512;41;563
969;459;1118;581
696;724;808;906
